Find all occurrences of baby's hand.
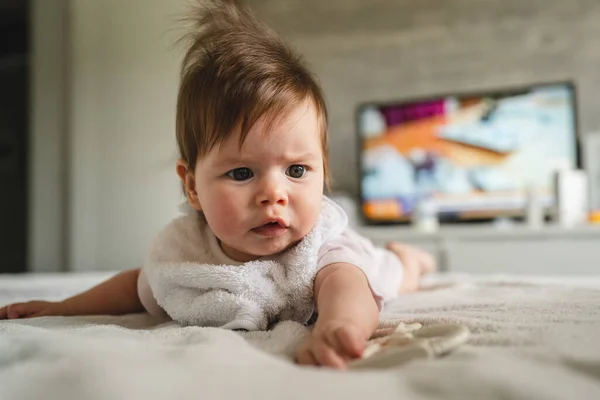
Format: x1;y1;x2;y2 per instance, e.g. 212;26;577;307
0;300;67;320
295;320;367;370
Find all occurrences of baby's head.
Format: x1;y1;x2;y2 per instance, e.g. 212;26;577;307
175;0;329;262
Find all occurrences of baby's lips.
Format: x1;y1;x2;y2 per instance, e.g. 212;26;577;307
257;216;289;228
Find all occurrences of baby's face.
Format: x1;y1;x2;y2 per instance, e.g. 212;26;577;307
193;101;324;262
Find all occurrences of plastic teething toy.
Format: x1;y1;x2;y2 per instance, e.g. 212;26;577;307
349;323;471;369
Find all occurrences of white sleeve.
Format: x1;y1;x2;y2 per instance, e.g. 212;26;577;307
137;268;168;318
317;227;403;309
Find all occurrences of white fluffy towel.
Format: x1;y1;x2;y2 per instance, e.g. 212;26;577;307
143;198;345;331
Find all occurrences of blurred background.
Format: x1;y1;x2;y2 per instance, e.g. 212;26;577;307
2;0;600;274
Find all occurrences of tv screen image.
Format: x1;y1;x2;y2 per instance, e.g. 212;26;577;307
358;82;579;223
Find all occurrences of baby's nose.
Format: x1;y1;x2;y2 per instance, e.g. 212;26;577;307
256;180;288;206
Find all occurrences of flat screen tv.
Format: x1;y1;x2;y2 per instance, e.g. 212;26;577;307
357;81;580;223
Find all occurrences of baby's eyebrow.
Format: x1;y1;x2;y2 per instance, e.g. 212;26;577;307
210;155;247;168
279;152;320;161
210;151;320;168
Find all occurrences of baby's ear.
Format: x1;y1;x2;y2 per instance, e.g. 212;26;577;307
176;159;202;211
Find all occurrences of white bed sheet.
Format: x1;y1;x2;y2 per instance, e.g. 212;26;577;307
1;272;600;400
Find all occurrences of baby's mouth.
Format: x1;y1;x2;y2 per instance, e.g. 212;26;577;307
251;221;289;237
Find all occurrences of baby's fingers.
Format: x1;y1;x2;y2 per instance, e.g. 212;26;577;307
3;302;38;319
296;341;346;369
7;303;30;319
313;342;347;370
0;305;8;319
296;348;318;366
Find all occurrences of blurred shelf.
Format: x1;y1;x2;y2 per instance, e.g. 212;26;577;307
356;223;600;243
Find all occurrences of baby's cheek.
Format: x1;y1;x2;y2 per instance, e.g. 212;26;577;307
206;191;246;236
295;191;322;235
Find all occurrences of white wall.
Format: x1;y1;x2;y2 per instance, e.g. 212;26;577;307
29;0;68;272
68;0;186;271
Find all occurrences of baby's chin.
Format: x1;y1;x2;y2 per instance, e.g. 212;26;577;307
239;234;303;258
249;239;298;257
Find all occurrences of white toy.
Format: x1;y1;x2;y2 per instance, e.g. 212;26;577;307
349;323;471;369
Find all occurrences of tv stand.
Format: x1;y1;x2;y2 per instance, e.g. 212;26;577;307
356;223;600;275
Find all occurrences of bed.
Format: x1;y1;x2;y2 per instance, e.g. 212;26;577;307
1;271;600;399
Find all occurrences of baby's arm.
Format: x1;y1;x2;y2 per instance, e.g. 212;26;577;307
296;263;379;369
0;269;144;319
296;227;435;369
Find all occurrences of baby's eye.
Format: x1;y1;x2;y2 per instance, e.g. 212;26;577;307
286;165;306;179
226;167;254;181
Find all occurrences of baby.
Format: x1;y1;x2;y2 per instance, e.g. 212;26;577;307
0;0;434;369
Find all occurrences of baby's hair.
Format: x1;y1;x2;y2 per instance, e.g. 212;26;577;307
176;0;330;187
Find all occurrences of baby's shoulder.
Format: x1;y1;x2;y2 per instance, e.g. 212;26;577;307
146;214;210;264
319;196;349;241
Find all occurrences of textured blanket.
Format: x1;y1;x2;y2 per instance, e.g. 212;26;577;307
1;272;600;400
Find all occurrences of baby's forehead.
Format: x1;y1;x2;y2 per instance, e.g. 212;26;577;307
196;99;326;170
226;103;321;145
215;129;322;160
